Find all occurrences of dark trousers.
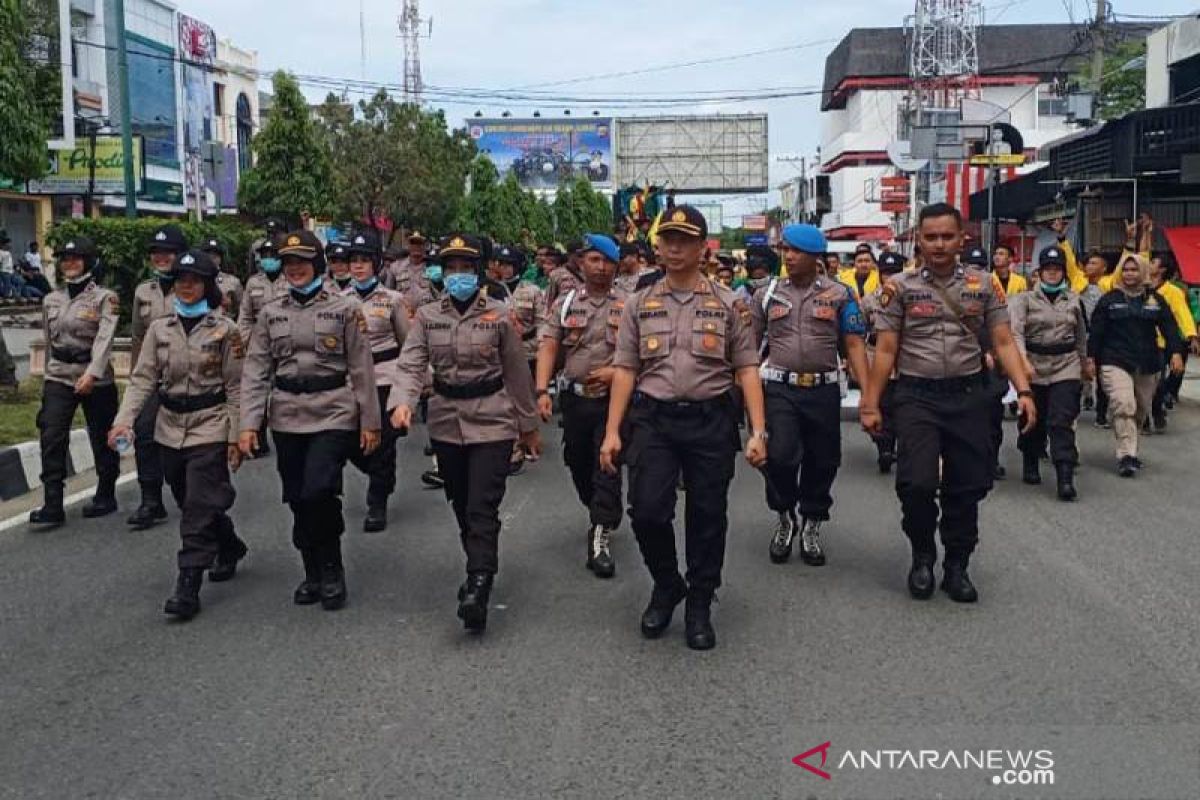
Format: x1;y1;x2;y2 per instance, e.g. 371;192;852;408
273;430;355;551
1161;352;1187;401
133;393;163;490
433;439;513;575
161;443;238;569
1017;380;1081;466
560;392;624;528
762;382;841;520
872;381;897;455
988;388;1005;467
37;380;120;492
1153;351;1186;420
347;386;400;506
625;397;739;593
1096;377;1109;421
893;380;994;559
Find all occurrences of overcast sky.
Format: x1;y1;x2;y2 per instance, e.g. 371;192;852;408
184;0;1199;217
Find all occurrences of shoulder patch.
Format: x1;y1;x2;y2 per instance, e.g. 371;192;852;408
355;308;368;333
732;298;751;321
880;280;900;308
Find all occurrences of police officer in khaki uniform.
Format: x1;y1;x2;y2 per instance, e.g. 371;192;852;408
28;237;121;527
129;224;189;529
239;231;381;611
600;206;768;651
861;204;1037;603
499;246;545;373
536;233;627;578
544;241;584;312
238;236;286;341
342;230;409;531
751;223;870;567
325;240;353;293
383;231;429;293
198;237;244;320
109;250;246;620
389;233;541;634
861;251;908;472
1009;245;1090;499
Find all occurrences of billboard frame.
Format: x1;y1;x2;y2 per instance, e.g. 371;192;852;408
614;113;769;194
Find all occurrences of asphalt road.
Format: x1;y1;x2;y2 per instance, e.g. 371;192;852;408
2;405;1198;800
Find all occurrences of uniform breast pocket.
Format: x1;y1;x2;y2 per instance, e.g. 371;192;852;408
691;318;726;359
427;328;455;368
268;321;294;358
811;302;838;323
562;316;588;347
638;319;672;359
314;320;345;358
470;327;500;363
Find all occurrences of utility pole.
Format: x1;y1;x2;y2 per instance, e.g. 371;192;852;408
113;0;138;218
1090;0;1107;92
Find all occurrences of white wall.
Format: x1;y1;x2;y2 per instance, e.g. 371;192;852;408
821;90;906;162
823;165;893;233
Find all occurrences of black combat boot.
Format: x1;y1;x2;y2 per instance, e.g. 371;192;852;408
1054;462;1077;501
81;478;118;518
586;524;615;578
208;535;249;582
1021;451;1042;485
941;554;979;603
457;572;493;632
908;551;936;600
363;504;388;533
319;541;347;611
876;441;895;474
293;548;322;605
768;511;796;564
127;482;167;529
639;576;687;639
799;518;826;566
29;483;66;528
164;568;204;619
684;588;716;651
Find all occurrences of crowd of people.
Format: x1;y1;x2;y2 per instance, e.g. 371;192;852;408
20;205;1197;651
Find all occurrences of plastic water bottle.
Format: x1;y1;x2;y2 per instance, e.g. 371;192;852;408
113;433;133;454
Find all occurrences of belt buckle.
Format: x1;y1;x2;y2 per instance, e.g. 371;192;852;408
796;372;815;388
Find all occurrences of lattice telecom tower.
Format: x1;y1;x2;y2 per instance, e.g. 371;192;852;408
908;0;983;111
399;0;430;103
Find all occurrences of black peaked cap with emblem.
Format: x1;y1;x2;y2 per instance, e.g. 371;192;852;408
436;233;484;263
1038;245;1066;267
656;204;708;239
148;224;189;254
878;251;906;275
347;229;382;257
326;241;350;260
963;246;989;268
278;230;323;260
55;236;99;259
173;249;219;279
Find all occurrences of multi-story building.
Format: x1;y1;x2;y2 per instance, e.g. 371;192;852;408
818;24;1144;245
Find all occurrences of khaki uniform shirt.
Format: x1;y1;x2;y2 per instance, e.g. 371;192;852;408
385;258;425;294
511;281;546;362
542;286;627;388
42;282;119;387
132;277;174;364
342;282;409;387
390;294;538;445
216;272;244;320
1009;289;1087;384
237;271;286;341
751;276;865;374
403;272;441;316
116;313;244;447
614;268;656;294
875;266;1009;379
544;266;583;313
613;275;758;401
240;289;380;434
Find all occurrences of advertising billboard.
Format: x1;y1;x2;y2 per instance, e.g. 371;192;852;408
27;135;145;195
614;114;769;194
127;33;179;167
178;15;216;151
467;118;613;190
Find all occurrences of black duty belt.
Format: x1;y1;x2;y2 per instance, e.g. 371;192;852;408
897;373;985;394
1026;341;1077;356
632;391;732;416
372;346;401;364
274;373;347;394
158;390;226;413
51;346;91;365
432;376;504;400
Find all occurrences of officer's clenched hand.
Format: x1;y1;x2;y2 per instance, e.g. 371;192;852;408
1170;353;1185;375
744;435;767;468
520;429;542;459
390;405;413;431
599;432;622;475
537;393;553;421
585;366;616;391
1191;338;1200;357
361;429;381;455
227;444;243;472
238;430;259;457
1082;358;1096;382
860;405;883;435
74;374;96;396
106;425;132;451
1017;395;1038;434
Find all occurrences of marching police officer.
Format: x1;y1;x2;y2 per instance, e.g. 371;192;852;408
751;224;870;566
239;231;380;610
238;236;286;341
383;231;429;293
198;237;244;319
544;241;584;311
861;250;908;472
504;245;546;378
326;240;353;293
964;246;1011;479
600;205;767;651
128;224;189;529
342;230;409;531
1009;245;1090;499
28;237;120;527
861;204;1036;603
109;250;247;619
389;233;541;633
535;233;626;578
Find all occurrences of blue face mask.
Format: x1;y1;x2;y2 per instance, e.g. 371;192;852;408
173;297;210;319
261;257;282;274
291;275;324;295
445;272;479;302
424;264;443;283
352;276;378;291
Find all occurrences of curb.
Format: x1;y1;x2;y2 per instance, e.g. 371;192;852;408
0;429;117;502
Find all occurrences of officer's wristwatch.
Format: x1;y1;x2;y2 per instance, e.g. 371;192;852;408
1017;390;1034;399
749;430;769;442
536;388;549;398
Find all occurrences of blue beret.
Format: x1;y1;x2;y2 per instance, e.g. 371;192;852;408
781;223;826;255
582;233;620;263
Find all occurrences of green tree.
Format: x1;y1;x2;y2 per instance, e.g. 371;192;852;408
237;71;333;219
1075;39;1146;122
0;0;51;180
553;176;612;242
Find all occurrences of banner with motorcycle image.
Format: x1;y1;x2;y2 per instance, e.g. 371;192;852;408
467;118;613;190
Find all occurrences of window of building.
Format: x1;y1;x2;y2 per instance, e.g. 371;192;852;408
1038;85;1068;117
236;93;253;172
213;82;225;120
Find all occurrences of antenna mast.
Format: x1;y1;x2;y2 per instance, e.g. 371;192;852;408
399;0;430;103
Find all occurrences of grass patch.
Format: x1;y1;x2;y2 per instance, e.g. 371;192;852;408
0;378;85;447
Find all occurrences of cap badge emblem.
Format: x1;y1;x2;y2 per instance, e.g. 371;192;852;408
672;210;686;223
